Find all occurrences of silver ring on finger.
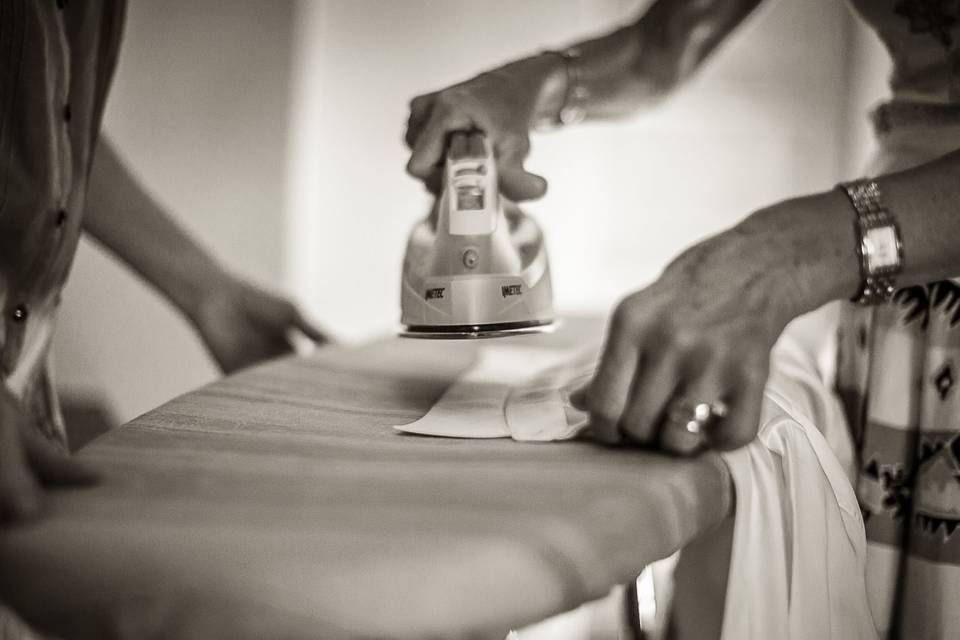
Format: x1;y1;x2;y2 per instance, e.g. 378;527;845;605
667;398;729;436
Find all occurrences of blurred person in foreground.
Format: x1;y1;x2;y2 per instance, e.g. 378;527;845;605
0;3;324;634
406;0;960;637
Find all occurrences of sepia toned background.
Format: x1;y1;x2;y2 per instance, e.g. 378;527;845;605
53;0;891;429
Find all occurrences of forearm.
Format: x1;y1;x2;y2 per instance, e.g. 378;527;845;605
877;149;960;285
512;0;766;124
83;138;229;322
734;149;960;320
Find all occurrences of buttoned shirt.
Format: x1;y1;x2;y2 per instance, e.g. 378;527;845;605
0;0;125;448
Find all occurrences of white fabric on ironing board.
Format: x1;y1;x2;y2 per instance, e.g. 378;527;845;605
715;335;877;640
394;344;594;441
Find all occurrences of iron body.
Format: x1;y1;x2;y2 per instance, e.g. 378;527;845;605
400;131;555;339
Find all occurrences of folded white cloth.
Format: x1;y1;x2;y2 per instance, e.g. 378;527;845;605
393;345;593;441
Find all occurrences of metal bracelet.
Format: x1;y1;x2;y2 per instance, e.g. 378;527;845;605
541;47;589;127
838;179;904;306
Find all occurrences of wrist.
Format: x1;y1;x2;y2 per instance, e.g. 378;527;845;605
739;191;861;317
168;259;236;326
499;53;566;128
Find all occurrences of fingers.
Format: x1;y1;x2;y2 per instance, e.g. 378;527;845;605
584;292;770;454
406;98;473;182
423;170;443;196
618;351;680;446
582;313;641;444
221;331;293;374
657;364;728;456
22;427;100;487
0;410;40;522
198;281;331;374
240;285;327;345
406;94;447;196
404;93;436;150
495;139;548;202
404;90;546;201
706;357;769;451
449;130;546;199
277;299;329;346
1;387;101;523
467;130;486;158
447;130;470;160
498;166;548;202
291;308;328;345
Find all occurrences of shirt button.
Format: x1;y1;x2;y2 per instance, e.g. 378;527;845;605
12;305;28;323
56;209;68;226
63;103;72;123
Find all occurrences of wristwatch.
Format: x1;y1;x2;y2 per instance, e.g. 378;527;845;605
838;179;904;305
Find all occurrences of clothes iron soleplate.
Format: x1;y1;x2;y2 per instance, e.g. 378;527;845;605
400;319;556;340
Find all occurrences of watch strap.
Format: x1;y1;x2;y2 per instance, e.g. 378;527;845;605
838;179;904;306
540;47;589;127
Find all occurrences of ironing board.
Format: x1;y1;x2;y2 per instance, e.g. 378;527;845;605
0;318;732;639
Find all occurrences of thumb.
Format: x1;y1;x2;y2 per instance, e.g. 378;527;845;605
292;308;329;345
495;135;547;201
498;165;548;202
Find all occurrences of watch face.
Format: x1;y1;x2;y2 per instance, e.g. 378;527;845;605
862;225;900;271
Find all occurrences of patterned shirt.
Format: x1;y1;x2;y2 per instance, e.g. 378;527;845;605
840;2;960;637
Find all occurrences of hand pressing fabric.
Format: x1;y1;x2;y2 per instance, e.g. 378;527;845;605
0;386;98;522
190;277;328;375
571;194;857;455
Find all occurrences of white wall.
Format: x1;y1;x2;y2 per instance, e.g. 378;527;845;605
53;0;295;424
841;3;893;176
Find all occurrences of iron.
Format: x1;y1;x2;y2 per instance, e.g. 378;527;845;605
400;130;555;339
